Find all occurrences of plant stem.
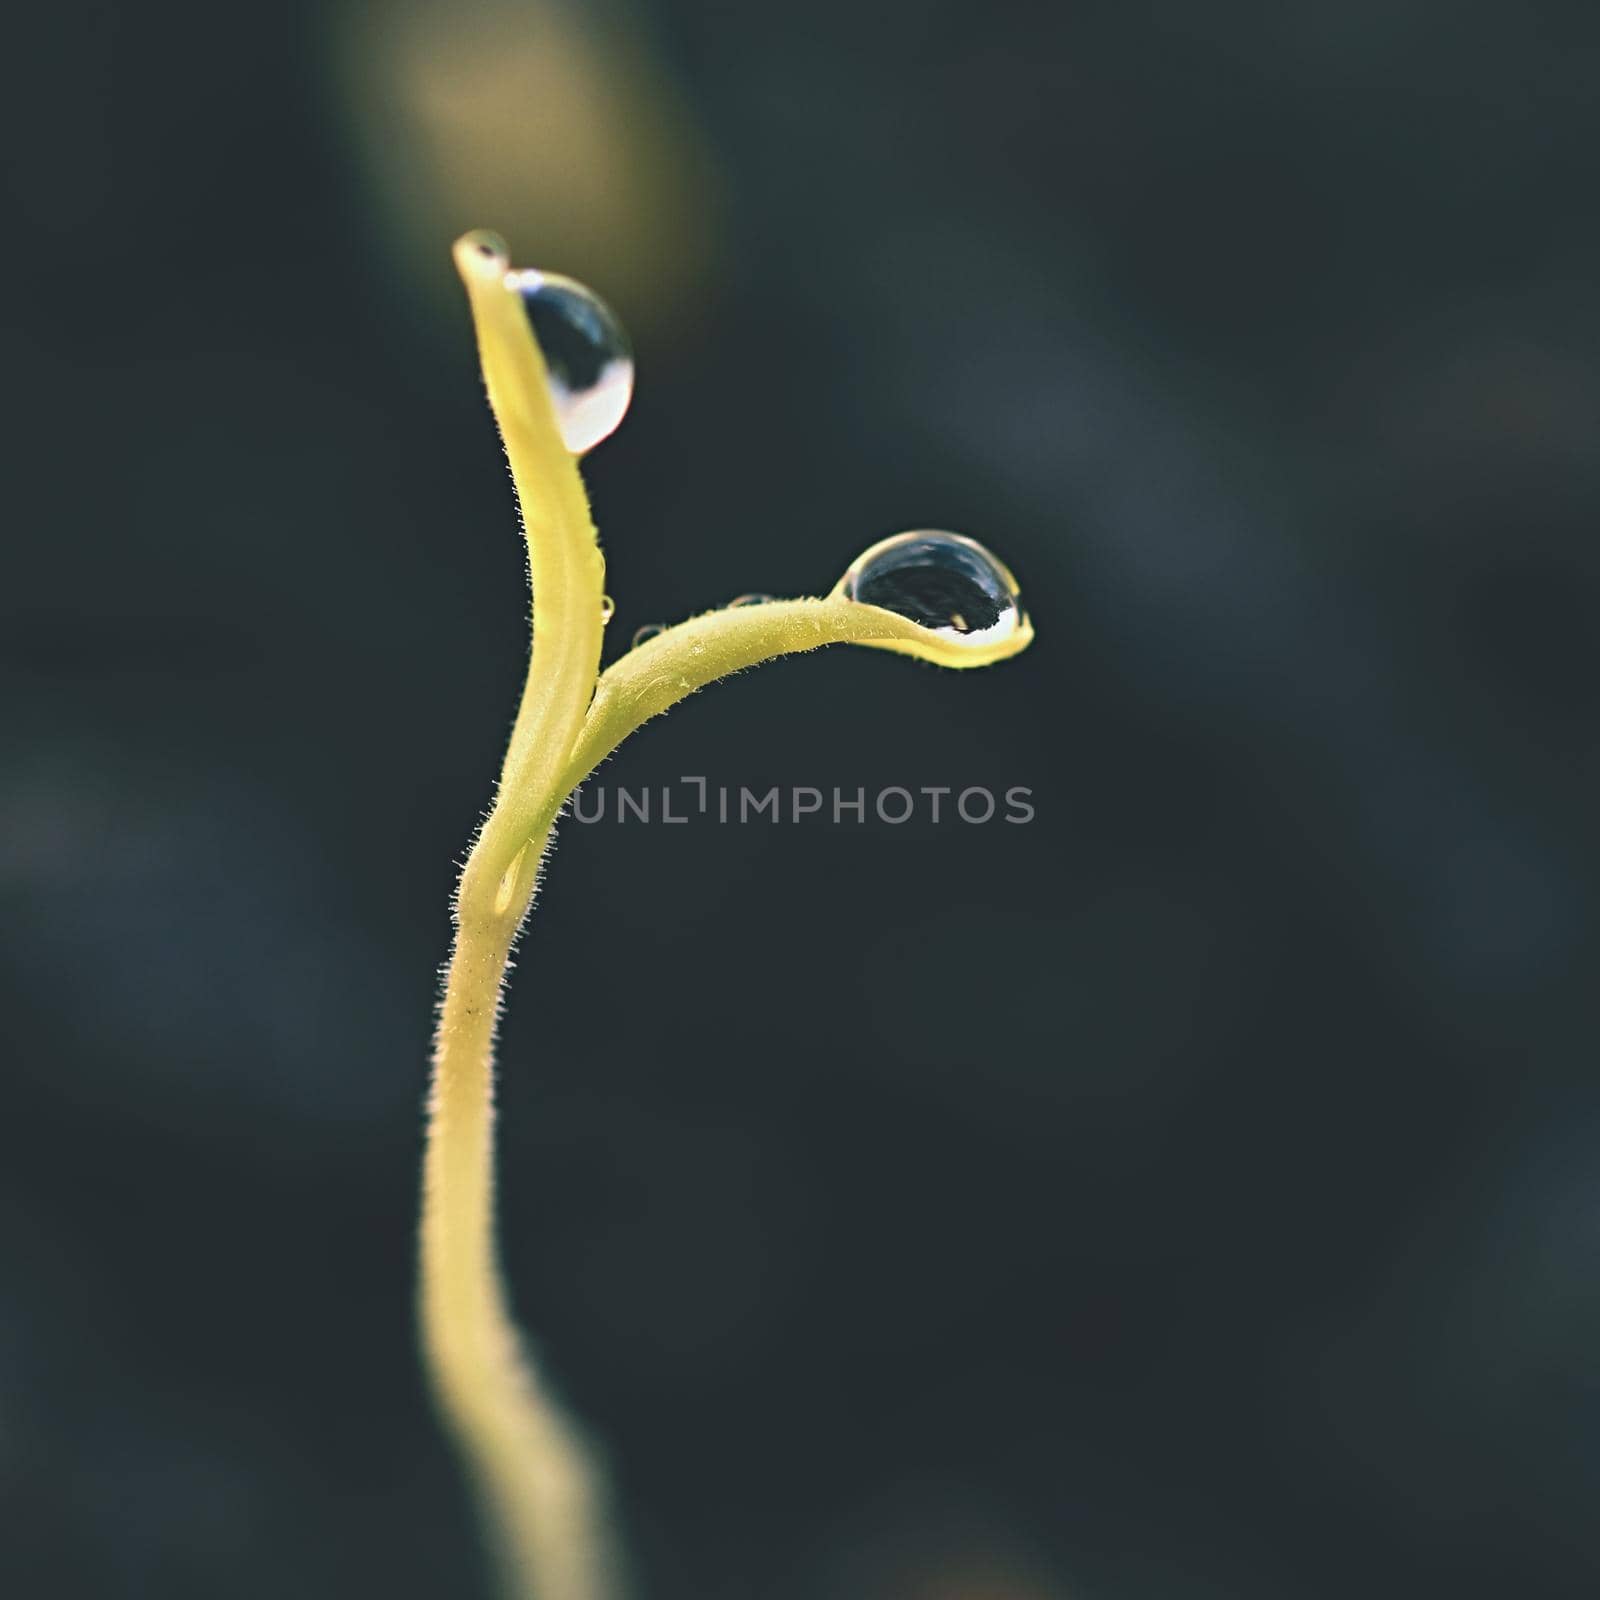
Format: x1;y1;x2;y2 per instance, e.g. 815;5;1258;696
422;817;618;1600
419;233;619;1600
420;228;1033;1600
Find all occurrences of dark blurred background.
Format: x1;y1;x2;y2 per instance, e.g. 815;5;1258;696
5;2;1600;1595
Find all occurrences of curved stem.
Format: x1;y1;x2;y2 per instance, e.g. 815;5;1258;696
422;234;1032;1600
453;231;607;834
422;235;617;1600
560;592;1034;793
424;813;619;1600
424;585;1029;1599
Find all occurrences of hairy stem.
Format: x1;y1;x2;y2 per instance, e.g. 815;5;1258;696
421;232;616;1600
420;228;1032;1600
423;815;618;1600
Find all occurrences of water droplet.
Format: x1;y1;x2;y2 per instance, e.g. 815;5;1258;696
631;623;664;648
510;270;634;453
728;592;775;608
600;595;615;624
463;229;509;268
839;531;1024;646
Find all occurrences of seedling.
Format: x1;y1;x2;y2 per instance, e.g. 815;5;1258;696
422;230;1034;1599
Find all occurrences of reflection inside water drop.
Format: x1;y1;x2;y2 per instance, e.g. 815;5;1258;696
840;531;1024;645
510;270;634;454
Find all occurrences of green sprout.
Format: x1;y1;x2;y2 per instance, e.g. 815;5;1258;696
422;229;1034;1600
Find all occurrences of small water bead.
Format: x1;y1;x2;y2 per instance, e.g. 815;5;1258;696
509;269;634;454
631;623;665;648
839;531;1024;646
728;592;775;608
465;230;509;268
600;595;616;624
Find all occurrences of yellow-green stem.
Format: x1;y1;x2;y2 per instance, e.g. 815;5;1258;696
420;227;1033;1600
421;232;616;1600
423;815;617;1600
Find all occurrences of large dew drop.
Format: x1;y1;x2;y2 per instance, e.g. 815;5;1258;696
839;531;1025;646
510;270;634;454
